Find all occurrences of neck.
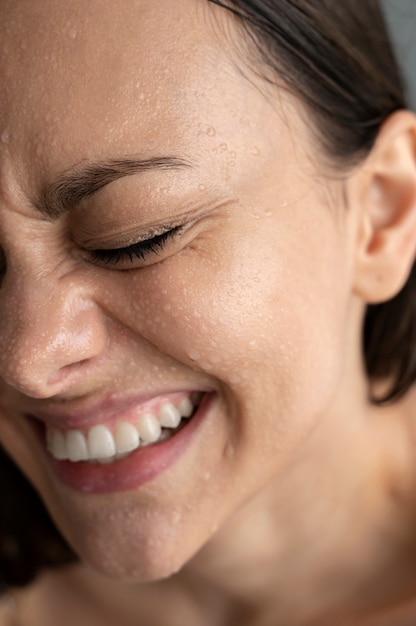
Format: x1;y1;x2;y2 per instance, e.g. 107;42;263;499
178;386;416;624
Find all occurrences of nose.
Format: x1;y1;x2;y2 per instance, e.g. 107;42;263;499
0;269;107;398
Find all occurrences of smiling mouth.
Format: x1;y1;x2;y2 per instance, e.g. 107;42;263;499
45;392;203;465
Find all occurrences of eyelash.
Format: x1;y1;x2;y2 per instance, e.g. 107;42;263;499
89;226;181;266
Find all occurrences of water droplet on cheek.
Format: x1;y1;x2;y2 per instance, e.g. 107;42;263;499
171;509;182;525
224;443;235;459
1;129;10;144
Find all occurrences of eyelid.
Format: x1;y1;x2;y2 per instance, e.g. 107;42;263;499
79;202;218;268
87;225;183;267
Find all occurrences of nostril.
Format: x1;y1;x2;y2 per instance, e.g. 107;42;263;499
47;360;89;386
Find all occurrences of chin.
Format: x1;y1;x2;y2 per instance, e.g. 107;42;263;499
53;494;215;584
75;531;204;584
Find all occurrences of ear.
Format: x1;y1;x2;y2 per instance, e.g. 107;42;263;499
349;110;416;304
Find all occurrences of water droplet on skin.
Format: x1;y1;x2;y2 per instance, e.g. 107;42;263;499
205;126;216;137
1;129;9;144
69;28;77;39
171;510;182;525
251;145;261;156
198;184;206;192
187;350;201;361
225;443;235;459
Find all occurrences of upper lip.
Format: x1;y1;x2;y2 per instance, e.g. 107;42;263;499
25;388;208;431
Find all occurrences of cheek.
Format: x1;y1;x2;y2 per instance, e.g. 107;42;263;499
113;208;350;444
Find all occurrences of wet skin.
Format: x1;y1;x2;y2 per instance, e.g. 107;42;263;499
1;1;416;624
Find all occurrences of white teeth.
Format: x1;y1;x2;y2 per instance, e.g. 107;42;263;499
178;397;194;418
137;412;162;443
159;403;182;428
114;421;140;454
66;430;89;462
48;430;68;460
87;425;116;460
46;393;202;463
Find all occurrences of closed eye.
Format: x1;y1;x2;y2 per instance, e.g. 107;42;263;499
89;226;182;267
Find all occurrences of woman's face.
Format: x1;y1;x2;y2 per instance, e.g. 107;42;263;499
0;0;361;580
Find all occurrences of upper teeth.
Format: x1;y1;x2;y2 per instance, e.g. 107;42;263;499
46;396;198;464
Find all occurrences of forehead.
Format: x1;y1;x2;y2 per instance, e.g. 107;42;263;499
0;1;250;169
0;0;217;99
0;0;313;209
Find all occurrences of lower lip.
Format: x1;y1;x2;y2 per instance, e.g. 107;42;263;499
44;394;212;495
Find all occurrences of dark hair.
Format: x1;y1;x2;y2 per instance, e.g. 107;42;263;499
1;0;415;592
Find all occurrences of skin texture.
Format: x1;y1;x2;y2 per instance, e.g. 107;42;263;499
0;1;416;624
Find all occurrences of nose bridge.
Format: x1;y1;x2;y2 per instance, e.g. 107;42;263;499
0;266;106;397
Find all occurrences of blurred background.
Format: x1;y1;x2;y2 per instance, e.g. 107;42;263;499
382;0;416;109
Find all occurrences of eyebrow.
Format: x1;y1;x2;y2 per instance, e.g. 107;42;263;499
36;156;191;219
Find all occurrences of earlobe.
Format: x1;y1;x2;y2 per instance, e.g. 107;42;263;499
351;110;416;304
